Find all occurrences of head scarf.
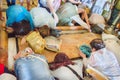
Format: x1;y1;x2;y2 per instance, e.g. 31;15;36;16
80;44;91;58
6;5;34;30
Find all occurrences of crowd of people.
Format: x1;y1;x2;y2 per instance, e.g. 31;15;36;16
0;0;120;80
0;0;91;31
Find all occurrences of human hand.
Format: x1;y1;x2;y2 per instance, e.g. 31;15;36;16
88;27;91;32
78;50;86;58
4;27;14;33
14;47;33;60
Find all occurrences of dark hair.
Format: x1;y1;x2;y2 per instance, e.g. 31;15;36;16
54;52;70;63
50;52;74;70
90;38;105;50
10;20;31;36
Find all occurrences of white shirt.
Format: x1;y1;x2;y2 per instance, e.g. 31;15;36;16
84;48;120;80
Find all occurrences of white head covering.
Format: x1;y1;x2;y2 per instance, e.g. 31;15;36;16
0;73;17;80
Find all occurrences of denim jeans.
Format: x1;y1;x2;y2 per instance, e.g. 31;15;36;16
14;54;55;80
6;0;16;6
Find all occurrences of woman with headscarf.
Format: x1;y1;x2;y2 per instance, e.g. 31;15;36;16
5;5;34;36
50;52;84;80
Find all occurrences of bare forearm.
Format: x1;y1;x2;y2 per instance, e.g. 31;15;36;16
83;58;88;67
47;0;59;23
47;0;55;13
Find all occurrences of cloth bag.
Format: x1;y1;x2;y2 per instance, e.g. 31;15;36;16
26;31;46;54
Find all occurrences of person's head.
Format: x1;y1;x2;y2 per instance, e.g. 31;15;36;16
54;52;71;63
50;52;74;70
0;48;8;65
36;25;50;38
8;20;31;36
90;38;105;51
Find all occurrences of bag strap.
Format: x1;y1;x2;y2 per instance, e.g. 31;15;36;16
65;65;83;80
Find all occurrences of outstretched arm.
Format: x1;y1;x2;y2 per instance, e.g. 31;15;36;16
78;50;88;67
47;0;59;24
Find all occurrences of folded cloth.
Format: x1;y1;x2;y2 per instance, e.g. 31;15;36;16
44;36;62;52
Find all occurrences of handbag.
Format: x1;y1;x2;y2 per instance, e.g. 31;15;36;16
26;31;46;54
